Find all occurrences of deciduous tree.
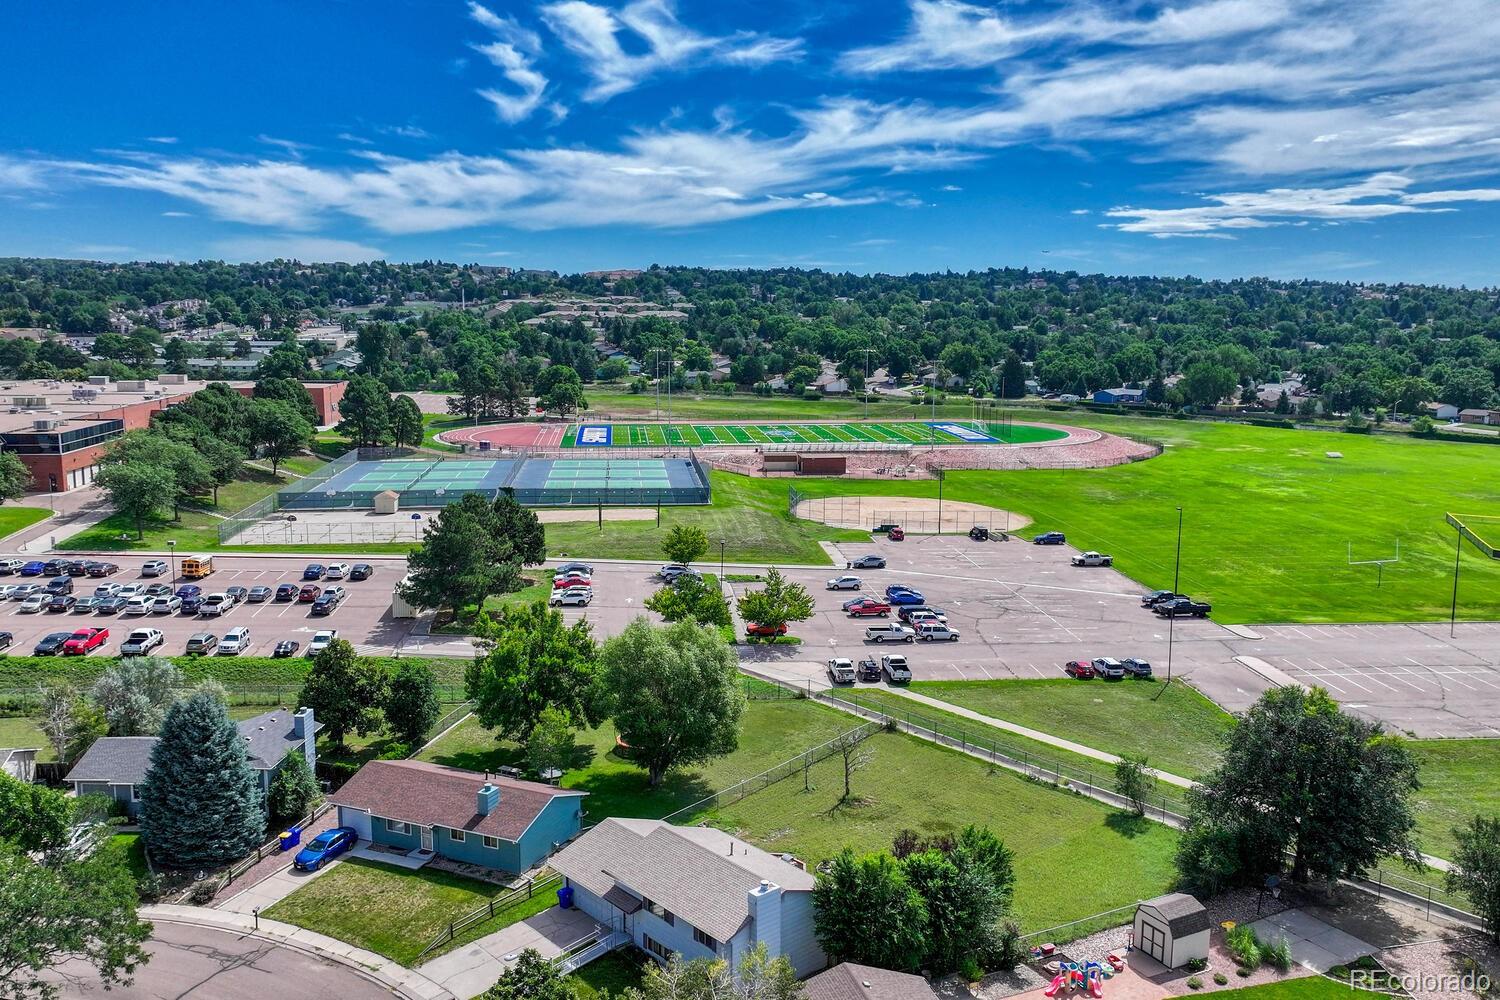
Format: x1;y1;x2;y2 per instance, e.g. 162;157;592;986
96;461;176;538
622;943;801;1000
467;603;600;744
661;524;709;566
480;948;573;1000
735;567;814;636
248;399;313;477
91;657;182;737
267;750;320;822
813;849;930;972
1446;815;1500;943
383;659;441;747
643;573;731;627
0;451;32;501
297;639;386;749
525;706;577;780
597;618;744;786
336;374;392;447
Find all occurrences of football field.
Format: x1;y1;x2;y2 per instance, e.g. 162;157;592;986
562;420;1068;448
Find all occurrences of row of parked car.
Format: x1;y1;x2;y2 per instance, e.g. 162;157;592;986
549;562;596;607
1063;657;1154;679
827;654;913;684
0;577;354;617
0;557;122;578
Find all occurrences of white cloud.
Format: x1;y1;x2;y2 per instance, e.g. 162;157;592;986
144;136;178;145
161;210;192;217
1100;173;1500;236
212;235;388;263
1070;208;1090;215
470;2;552;123
541;0;802;101
257;135;315;158
939;184;962;191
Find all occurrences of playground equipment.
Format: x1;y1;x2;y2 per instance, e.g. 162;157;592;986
1043;961;1105;999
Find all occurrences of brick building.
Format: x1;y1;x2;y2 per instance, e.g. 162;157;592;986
0;376;347;493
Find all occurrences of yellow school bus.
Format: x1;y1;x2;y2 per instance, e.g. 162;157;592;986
181;555;215;579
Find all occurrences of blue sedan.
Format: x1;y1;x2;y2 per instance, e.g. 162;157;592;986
19;561;46;576
293;826;359;871
1032;531;1067;545
884;585;925;605
302;564;326;581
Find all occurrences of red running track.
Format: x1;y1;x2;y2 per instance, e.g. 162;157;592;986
438;422;565;448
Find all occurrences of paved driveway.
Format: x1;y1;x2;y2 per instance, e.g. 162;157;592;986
418;906;602;1000
218;856;337;915
1247;908;1376;972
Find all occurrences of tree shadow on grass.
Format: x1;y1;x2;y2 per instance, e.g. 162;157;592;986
1104;811;1155;838
566;765;716;820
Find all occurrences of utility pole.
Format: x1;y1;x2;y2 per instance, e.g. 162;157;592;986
1450;531;1463;638
1158;506;1184;698
851;348;878;422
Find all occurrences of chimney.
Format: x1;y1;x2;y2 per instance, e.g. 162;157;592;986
293;707;317;772
477;783;501;816
747;879;783;959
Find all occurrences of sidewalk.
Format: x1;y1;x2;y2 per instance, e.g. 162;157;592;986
142;903;455;1000
4;487;115;554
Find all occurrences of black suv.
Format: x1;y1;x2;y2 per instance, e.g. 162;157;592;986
969;526;990;541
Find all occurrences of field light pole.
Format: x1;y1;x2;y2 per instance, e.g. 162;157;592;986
1450;531;1462;638
167;539;177;582
851;348;878;422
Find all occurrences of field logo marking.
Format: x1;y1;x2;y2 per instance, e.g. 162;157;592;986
928;421;997;443
576;424;613;447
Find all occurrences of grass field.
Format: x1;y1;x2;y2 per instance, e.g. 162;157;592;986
1405;739;1500;860
905;678;1237;779
419;695;858;820
1204;979;1368;1000
582;391;988;422
0;505;49;541
567;951;649;1000
694;729;1179;933
263;858;511;965
560;419;1066;448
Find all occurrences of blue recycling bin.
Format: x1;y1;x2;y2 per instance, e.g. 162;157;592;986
557;885;574;909
278;826;302;851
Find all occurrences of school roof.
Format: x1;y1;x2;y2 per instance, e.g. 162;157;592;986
330;759;584;842
65;737;157;786
805;964;940;1000
551;817;815;942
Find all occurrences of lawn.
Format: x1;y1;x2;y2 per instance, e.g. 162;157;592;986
0;715;51;760
1206;979;1369;1000
0;654;468;695
1406;739;1500;861
59;466;291;552
107;832;151;884
0;505;49;541
567;950;650;1000
694;729;1180;934
585;391;986;422
419;695;858;821
263;857;511;965
545;471;868;565
903;678;1237;779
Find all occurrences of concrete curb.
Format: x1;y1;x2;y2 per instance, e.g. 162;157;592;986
143;904;455;1000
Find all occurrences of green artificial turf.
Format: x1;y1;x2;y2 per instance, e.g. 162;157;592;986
418;696;857;821
694;729;1180;934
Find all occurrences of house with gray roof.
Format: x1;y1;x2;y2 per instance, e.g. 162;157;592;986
805;964;939;1000
551;817;825;977
66;707;319;819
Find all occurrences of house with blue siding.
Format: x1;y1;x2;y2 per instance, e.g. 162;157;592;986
1093;387;1147;404
551;818;826;977
329;759;585;872
66;707;320;819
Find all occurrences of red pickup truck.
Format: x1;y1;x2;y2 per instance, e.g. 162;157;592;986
62;627;108;655
846;598;892;618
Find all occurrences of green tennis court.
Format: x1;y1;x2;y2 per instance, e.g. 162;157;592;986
562;420;1068;448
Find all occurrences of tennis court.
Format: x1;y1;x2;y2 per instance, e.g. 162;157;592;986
273;453;709;510
564;420;1068;448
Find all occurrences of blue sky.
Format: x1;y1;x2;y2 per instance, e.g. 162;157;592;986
4;0;1500;284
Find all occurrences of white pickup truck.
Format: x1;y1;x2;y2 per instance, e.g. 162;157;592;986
864;623;915;644
826;658;856;684
881;654;912;683
1070;551;1114;567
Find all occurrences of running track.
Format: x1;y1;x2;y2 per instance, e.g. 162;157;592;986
437;420;1095;451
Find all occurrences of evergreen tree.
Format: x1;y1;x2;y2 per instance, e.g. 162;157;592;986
139;692;266;868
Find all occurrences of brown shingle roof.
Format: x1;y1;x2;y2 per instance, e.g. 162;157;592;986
330;759;584;842
1141;893;1210;935
805;964;939;1000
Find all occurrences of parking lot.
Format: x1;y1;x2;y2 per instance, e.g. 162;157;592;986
734;532;1500;738
0;553;420;659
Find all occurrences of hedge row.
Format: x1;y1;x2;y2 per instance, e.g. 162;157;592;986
0;654;468;691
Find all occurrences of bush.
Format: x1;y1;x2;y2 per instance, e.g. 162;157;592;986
1214;973;1229;985
959;957;984;983
1412;415;1436;436
1263;936;1293;972
990;919;1026;971
1237;968;1252;978
1187;977;1202;990
1185;957;1208;973
189;881;217;904
378;741;412;760
1226;925;1262;969
136;871;164;903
